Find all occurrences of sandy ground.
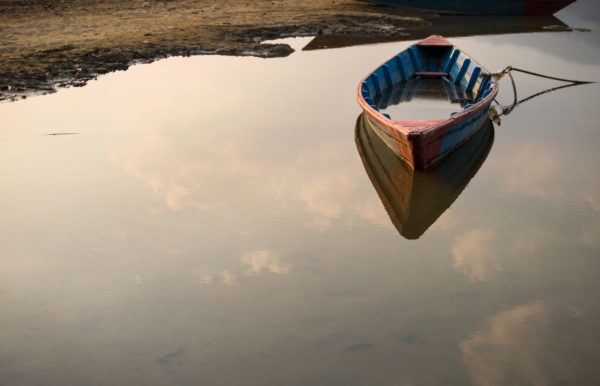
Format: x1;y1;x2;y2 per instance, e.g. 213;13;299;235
0;0;430;101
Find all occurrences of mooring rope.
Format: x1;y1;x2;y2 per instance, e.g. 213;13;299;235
509;66;593;85
491;66;593;117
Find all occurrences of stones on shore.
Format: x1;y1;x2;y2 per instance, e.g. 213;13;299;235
264;44;295;57
542;25;591;32
218;43;294;58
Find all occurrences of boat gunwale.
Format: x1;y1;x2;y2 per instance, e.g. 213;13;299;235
356;36;499;169
356;43;498;137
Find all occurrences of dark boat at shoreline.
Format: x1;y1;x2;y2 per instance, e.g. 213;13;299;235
360;0;576;15
355;113;495;239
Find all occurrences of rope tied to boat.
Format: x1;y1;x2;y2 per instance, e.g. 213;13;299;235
490;65;593;121
493;65;592;85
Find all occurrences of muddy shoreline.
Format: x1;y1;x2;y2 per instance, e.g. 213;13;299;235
0;0;432;101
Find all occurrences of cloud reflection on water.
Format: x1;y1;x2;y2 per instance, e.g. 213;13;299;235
109;124;390;234
461;302;550;386
492;144;559;200
461;299;600;386
452;228;498;282
241;250;290;276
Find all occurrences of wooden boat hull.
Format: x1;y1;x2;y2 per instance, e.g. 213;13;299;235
355;113;494;239
357;35;498;169
361;0;575;15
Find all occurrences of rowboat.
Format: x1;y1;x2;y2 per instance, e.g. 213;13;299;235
360;0;575;15
355;113;494;239
356;35;498;169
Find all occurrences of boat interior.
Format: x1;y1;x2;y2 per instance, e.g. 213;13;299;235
376;77;473;121
360;40;496;121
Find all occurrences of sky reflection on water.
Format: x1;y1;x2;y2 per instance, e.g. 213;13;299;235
0;6;599;385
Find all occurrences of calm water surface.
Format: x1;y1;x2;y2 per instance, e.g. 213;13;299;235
1;4;599;386
377;78;473;120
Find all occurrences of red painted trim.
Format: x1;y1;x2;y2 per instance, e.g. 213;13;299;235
416;35;453;47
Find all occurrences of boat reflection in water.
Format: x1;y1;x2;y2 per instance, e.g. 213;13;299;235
303;15;569;51
355;112;494;239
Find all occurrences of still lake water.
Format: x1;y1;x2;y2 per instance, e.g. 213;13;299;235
1;4;599;386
